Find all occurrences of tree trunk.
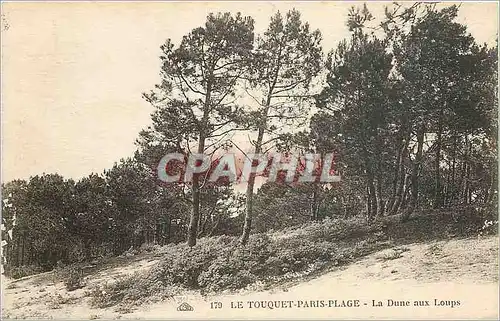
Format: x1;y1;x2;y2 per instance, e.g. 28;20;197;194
367;186;372;218
444;156;451;207
186;76;212;247
311;183;320;221
387;131;405;213
391;172;408;214
374;134;385;218
197;206;204;236
466;151;472;204
241;174;257;245
389;131;410;215
449;134;457;205
367;171;377;221
186;131;207;247
485;158;496;204
459;135;469;204
434;109;443;208
187;168;202;247
401;127;425;222
20;233;25;266
376;175;385;217
241;84;275;245
240;127;264;245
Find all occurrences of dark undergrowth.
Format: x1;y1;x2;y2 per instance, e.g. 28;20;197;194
87;205;497;310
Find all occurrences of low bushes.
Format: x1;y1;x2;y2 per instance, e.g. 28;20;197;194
88;273;182;309
89;207;494;309
152;235;237;288
5;265;45;280
63;266;85;291
90;219;387;308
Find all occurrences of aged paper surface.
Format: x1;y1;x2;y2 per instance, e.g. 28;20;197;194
1;1;498;320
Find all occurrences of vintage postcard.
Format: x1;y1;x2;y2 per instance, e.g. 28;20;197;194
1;1;498;320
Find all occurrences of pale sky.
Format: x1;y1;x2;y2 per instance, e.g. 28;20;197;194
1;1;498;182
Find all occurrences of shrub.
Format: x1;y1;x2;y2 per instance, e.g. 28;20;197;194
139;242;161;254
90;208;491;308
91;219;386;302
62;266;85;291
89;272;182;309
270;238;334;273
426;243;444;256
198;258;258;293
7;265;45;279
196;235;275;293
286;216;376;243
151;235;237;288
379;250;403;261
89;276;137;308
198;235;339;293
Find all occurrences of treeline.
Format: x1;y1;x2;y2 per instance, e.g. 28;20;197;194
2;3;497;272
1;161;242;270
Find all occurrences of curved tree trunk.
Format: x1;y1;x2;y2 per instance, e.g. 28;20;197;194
401;127;425;222
240;127;265;245
387;135;404;213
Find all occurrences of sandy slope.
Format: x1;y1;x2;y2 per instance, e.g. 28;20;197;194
2;235;498;320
